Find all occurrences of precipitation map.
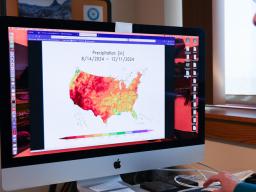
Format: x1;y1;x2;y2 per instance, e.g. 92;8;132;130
69;69;142;123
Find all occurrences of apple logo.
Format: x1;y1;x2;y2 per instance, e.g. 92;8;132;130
113;159;121;169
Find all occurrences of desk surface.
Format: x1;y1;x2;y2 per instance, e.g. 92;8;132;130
77;163;218;192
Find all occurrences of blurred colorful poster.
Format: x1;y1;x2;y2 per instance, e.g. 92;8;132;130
18;0;71;19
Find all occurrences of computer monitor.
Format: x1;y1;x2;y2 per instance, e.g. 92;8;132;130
0;17;205;191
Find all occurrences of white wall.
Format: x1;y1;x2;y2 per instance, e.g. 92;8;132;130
164;0;183;26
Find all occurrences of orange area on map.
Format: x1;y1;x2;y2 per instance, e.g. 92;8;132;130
70;69;142;123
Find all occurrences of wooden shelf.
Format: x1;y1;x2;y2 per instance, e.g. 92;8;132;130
205;106;256;145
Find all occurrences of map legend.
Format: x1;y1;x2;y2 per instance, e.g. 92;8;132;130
60;129;153;140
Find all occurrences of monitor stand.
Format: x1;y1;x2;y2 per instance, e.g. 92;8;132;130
77;175;132;192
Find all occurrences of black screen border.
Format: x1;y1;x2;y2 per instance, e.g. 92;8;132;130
0;16;205;169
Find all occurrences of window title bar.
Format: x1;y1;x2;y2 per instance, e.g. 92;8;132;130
27;30;175;45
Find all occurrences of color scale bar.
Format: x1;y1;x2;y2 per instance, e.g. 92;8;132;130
60;129;152;140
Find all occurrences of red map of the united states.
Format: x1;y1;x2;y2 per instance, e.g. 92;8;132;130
70;69;142;123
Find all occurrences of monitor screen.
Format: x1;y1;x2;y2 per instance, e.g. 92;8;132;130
8;27;202;158
0;17;204;191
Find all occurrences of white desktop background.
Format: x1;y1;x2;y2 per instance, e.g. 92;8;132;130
41;41;165;151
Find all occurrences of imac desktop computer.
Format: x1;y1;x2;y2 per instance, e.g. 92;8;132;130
0;17;205;191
